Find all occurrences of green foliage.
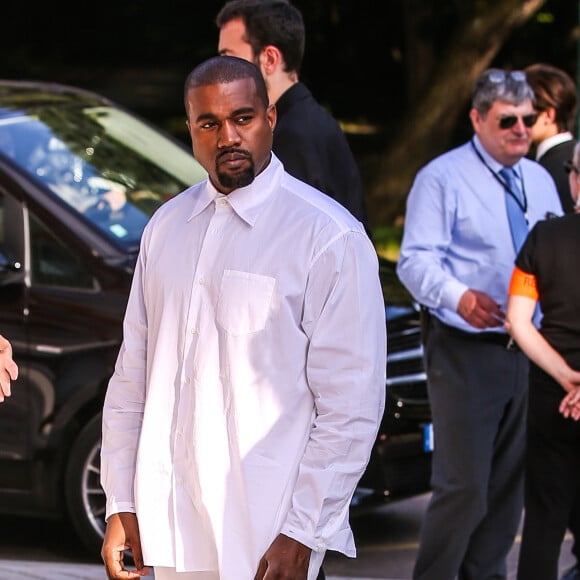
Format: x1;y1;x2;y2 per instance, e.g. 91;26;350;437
373;224;403;262
536;11;555;24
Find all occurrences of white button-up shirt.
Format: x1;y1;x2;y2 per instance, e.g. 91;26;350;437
101;154;386;578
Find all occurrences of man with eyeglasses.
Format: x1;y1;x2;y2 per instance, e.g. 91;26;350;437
397;68;562;580
564;160;580;213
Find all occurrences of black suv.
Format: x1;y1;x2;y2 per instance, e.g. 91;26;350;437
0;80;431;556
355;259;432;505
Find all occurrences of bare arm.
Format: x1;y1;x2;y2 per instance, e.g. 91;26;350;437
0;334;18;402
505;294;580;420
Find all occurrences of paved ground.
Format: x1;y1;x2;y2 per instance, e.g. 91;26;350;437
0;561;360;580
0;493;574;580
0;542;574;580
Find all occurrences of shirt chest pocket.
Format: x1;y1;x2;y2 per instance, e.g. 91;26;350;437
216;270;276;336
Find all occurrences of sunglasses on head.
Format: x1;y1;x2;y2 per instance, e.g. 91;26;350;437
498;113;538;130
564;160;580;175
487;70;527;84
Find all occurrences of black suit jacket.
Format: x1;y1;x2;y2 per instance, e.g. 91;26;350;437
538;139;576;214
273;82;369;230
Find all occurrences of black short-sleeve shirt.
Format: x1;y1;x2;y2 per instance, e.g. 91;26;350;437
516;213;580;366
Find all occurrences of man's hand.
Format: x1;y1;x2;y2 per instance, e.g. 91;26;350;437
457;289;505;329
101;512;150;579
254;533;311;579
0;334;18;402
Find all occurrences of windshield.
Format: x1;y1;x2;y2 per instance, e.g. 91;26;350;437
0;104;206;249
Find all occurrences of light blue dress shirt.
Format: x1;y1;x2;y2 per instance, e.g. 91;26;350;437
396;135;563;333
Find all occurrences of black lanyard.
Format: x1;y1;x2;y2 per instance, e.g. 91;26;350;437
470;138;528;219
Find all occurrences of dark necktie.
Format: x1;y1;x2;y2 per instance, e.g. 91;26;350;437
499;167;528;252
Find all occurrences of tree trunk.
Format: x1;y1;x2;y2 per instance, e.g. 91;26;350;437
365;0;548;230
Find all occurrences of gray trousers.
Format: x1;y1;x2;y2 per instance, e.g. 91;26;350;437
413;318;528;580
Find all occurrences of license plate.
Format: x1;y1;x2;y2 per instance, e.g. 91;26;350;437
423;423;434;452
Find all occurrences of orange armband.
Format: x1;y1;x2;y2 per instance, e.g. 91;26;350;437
508;266;539;300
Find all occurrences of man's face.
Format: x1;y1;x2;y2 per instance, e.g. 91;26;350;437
568;159;580;208
470;99;535;166
185;78;276;194
529;109;551;145
218;18;256;64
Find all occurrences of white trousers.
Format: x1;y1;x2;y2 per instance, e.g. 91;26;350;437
154;569;218;580
153;549;325;580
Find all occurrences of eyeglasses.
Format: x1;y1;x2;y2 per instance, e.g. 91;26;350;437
487;70;527;84
564;160;580;175
498;113;538;130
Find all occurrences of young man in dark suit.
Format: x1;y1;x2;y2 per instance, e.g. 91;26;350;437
526;63;578;215
216;0;370;235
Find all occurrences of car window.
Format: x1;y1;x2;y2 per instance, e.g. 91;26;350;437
29;213;95;289
0;189;24;271
0;107;206;251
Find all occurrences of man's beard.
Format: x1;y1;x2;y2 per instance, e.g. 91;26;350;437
216;158;255;189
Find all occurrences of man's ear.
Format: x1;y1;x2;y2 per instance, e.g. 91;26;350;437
259;45;282;75
544;106;557;123
469;108;481;132
267;103;277;131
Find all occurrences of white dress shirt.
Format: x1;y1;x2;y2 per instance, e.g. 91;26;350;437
535;131;574;161
101;154;386;578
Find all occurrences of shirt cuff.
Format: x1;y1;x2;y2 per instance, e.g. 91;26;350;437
105;499;136;521
440;279;469;313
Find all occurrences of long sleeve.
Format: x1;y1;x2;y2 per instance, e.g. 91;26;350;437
280;232;386;556
101;246;148;518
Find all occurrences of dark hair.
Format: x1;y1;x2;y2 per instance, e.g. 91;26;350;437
184;55;269;110
524;63;577;134
216;0;304;74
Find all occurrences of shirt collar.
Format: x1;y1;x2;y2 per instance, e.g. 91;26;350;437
189;153;284;227
472;135;522;173
536;132;574;160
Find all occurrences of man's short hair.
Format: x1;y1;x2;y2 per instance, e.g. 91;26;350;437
216;0;304;74
184;55;269;110
471;69;535;116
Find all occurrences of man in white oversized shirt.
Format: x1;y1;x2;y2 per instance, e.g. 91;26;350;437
100;55;386;580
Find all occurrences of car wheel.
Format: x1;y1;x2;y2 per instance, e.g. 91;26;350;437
65;413;106;558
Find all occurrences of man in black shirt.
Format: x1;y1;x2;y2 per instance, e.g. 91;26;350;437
216;0;369;235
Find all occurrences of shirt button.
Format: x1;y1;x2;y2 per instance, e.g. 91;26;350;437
198;277;205;285
191;327;198;334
